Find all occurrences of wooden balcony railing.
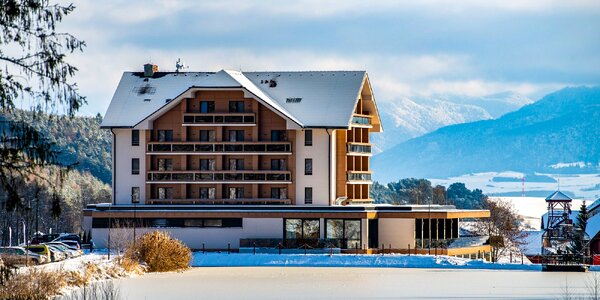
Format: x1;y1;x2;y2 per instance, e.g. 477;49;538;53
347;142;372;156
182;113;256;126
145;198;291;205
146;170;292;183
347;171;373;183
146;141;292;155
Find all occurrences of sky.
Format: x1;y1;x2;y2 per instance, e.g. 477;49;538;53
55;0;600;116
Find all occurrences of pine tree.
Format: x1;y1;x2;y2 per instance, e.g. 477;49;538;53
569;201;589;255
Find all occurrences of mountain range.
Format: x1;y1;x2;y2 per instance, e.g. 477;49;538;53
372;86;600;182
372;92;532;152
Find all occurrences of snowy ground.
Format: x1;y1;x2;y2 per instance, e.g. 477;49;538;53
114;267;597;300
430;171;600;200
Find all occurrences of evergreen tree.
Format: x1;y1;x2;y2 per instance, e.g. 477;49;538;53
569;201;589;255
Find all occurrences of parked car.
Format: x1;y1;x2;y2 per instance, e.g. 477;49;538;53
45;245;68;261
25;244;53;262
59;240;82;250
1;246;49;265
52;233;82;245
46;242;81;258
31;233;60;245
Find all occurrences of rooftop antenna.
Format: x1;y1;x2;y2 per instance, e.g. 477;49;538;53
175;58;188;73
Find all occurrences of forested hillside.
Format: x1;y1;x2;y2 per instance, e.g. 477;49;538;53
373;86;600;181
6;110;112;183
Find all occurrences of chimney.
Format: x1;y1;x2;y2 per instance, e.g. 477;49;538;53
144;63;158;77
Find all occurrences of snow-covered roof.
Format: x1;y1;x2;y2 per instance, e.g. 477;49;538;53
520;230;543;255
588;198;600;213
545;191;572;202
101;69;378;129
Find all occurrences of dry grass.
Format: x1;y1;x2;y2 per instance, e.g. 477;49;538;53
0;268;65;300
124;230;191;272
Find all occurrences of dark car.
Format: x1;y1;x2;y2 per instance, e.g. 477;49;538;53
52;234;82;245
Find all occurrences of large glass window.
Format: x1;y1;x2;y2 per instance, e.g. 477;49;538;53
271;130;287;141
305;158;313;175
157;187;173;200
304;130;312;146
200;130;215;142
285;219;320;240
131;158;140;175
326;219;361;249
228;187;244;199
200;187;216;199
271;188;287;199
200;159;215;171
157;130;173;142
228;159;244;170
131;187;140;203
228;130;244;142
271;159;286;171
200;101;215;113
157;158;173;171
132;130;140;146
229;101;245;113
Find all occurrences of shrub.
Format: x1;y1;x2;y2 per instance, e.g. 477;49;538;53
124;231;191;272
0;268;65;300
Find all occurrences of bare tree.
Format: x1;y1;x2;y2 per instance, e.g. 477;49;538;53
475;198;526;262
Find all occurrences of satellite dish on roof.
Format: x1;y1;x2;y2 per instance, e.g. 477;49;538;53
175;58;188;73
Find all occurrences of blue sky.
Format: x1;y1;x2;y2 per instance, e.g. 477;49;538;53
58;0;600;115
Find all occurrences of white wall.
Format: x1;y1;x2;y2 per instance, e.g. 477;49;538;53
295;129;331;205
378;219;415;249
92;218;283;249
330;130;337;203
113;128;146;204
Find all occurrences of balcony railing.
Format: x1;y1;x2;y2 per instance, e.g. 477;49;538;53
146;170;292;183
183;113;255;126
351;114;372;127
347;143;372;156
147;141;292;154
347;171;372;183
146;198;291;205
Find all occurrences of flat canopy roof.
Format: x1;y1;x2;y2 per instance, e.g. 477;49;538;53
86;204;490;219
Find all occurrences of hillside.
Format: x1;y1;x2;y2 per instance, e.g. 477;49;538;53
372;92;532;152
372;86;600;182
6;110;112;184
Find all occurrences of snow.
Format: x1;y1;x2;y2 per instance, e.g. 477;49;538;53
550;162;589;169
430;171;600;199
191;252;541;271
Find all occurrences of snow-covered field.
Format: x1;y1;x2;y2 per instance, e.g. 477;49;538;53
430;171;600;200
114;267;596;299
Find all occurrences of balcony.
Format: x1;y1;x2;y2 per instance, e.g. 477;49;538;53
146;141;292;155
146;170;292;184
347;171;372;184
350;114;372;128
347;143;372;156
182;113;256;126
145;198;291;205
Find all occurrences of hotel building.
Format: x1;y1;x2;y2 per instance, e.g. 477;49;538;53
84;64;490;257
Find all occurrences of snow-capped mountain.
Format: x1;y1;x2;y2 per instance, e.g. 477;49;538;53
372;92;532;152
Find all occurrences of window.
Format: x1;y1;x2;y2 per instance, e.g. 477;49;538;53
271;130;287;141
228;159;244;170
157;187;173;200
157;158;173;171
199;130;215;142
200;159;216;171
326;219;361;249
228;187;244;199
203;219;223;227
228;130;244;142
132;130;140;146
271;188;287;199
229;101;245;113
200;101;215;113
157;130;173;142
199;187;216;199
131;187;140;203
285;219;320;240
132;158;140;175
305;130;312;146
304;158;312;175
271;159;286;170
305;187;313;204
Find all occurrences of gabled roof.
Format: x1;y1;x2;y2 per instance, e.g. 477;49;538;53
545;191;572;202
101;69;377;129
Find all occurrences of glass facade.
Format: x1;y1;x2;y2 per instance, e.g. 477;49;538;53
326;219;361;249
